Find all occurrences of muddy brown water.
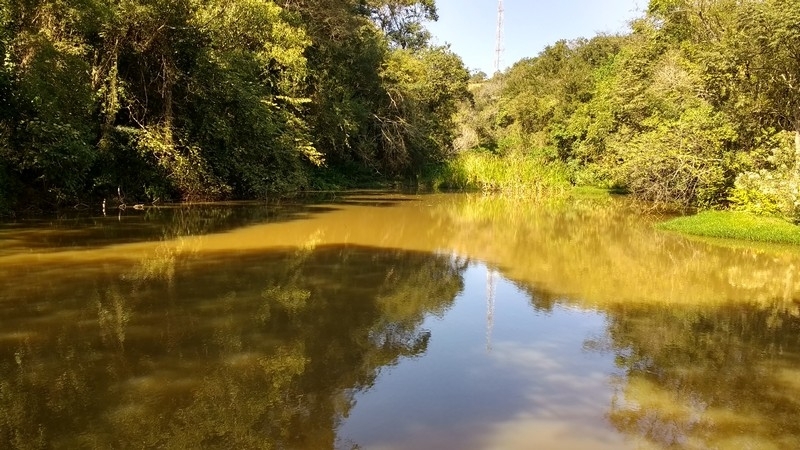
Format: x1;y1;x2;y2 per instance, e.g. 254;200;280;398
1;192;800;449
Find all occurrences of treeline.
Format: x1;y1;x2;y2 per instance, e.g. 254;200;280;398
457;0;800;218
0;0;468;211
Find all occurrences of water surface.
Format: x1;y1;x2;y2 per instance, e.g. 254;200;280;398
2;192;800;449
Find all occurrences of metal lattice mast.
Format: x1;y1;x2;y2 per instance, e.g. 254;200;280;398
486;267;496;352
493;0;504;74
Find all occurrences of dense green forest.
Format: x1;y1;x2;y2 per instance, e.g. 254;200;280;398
2;0;800;219
0;0;469;211
451;0;800;220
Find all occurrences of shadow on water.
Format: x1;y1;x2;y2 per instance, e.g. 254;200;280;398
0;191;418;255
0;244;465;449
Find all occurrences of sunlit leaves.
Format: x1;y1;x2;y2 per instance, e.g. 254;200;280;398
0;0;465;208
368;0;437;49
193;0;310;91
377;45;469;172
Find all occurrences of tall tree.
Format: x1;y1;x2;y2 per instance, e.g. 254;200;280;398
732;0;800;162
378;45;469;173
368;0;437;50
1;0;98;204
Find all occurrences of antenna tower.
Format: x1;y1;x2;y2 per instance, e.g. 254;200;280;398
493;0;504;74
486;267;496;351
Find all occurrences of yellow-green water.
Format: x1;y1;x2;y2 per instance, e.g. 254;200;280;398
1;192;799;449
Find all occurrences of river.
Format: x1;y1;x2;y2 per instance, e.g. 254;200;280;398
1;192;800;449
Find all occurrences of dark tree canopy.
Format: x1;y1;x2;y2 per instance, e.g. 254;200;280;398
0;0;468;211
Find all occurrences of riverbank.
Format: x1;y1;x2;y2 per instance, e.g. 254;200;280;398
658;210;800;246
421;150;571;196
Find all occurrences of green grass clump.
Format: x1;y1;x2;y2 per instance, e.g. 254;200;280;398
658;210;800;245
569;186;613;199
426;149;570;196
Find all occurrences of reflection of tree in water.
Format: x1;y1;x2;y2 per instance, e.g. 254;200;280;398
589;302;800;448
0;201;325;254
433;194;800;307
0;245;465;449
516;283;562;313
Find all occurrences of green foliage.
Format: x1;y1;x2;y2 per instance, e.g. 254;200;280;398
658;210;800;245
85;126;168;203
496;36;624;159
377;46;469;174
614;103;737;207
450;35;626;195
303;24;386;169
11;0;800;215
135;127;231;201
368;0;438;50
0;163;9;214
453;76;503;152
429;148;570;195
729;131;800;219
3;5;97;204
0;0;467;209
181;0;316;198
453;0;800;216
731;0;800;134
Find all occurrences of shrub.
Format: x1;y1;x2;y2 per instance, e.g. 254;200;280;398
614;104;736;207
729;131;800;221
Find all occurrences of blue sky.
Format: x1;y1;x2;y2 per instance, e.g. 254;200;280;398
426;0;644;74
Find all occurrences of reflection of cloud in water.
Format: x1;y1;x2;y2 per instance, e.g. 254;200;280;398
481;417;650;450
490;341;563;371
360;341;636;450
342;284;631;450
356;339;638;450
480;341;638;450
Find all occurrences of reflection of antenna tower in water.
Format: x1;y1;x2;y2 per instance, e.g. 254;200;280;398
494;0;504;73
486;266;497;351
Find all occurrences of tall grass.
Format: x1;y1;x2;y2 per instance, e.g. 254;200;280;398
426;149;571;196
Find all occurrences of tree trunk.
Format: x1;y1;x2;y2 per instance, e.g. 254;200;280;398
102;50;119;150
795;125;800;176
162;53;175;147
792;110;800;175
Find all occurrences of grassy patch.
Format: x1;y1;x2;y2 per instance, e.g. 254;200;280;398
657;210;800;245
569;186;613;200
424;149;570;196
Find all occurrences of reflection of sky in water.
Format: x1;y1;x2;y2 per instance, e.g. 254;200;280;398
5;195;800;449
339;263;637;450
